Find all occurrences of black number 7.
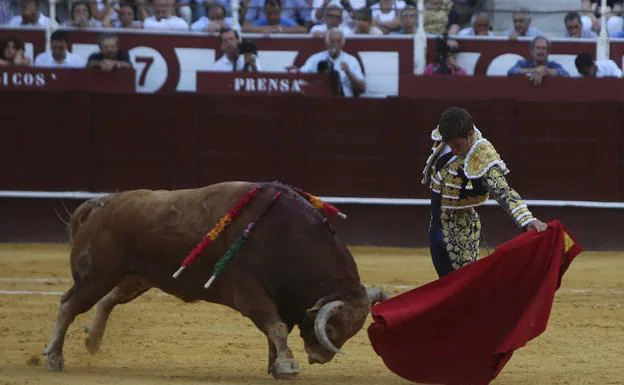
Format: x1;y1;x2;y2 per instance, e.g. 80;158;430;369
134;56;154;86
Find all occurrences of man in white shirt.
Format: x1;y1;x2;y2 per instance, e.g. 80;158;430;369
34;30;85;68
8;0;57;28
143;0;189;31
191;3;233;33
299;28;366;97
209;28;262;72
457;12;495;36
309;5;353;38
574;52;623;78
564;12;598;38
504;8;545;39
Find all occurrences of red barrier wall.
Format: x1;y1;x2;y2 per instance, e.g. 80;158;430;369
2;75;624;249
1;77;623;201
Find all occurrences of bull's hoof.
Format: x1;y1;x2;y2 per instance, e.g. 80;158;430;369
45;351;64;372
270;358;300;380
85;334;101;355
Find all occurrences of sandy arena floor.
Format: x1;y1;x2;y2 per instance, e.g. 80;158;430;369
0;243;623;385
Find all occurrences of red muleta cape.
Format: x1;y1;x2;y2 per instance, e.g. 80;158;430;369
367;220;583;385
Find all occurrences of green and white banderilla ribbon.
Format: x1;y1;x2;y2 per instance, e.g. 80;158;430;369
204;191;282;289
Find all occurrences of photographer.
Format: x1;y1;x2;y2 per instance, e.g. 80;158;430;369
423;35;467;76
210;28;262;72
298;28;366;97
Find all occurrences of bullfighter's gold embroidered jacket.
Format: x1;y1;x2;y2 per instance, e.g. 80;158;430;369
422;127;535;269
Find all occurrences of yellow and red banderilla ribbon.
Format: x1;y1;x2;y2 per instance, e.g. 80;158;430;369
172;187;261;279
292;187;347;220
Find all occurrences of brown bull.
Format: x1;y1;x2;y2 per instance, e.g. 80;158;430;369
44;181;386;379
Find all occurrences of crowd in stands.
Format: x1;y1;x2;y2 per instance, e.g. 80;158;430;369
1;0;623;96
2;0;624;38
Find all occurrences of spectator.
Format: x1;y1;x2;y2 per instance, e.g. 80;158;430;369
424;37;467;76
507;36;569;86
1;0;11;25
565;11;598;38
62;1;103;28
0;36;31;65
209;28;262;72
243;0;311;28
457;11;493;36
505;8;544;39
575;52;623;77
8;0;57;28
112;3;144;29
243;0;307;33
311;0;364;26
84;0;119;27
309;4;353;37
143;0;189;31
175;0;195;24
299;27;366;97
392;5;417;34
447;0;484;34
424;0;453;35
581;0;623;36
371;0;404;34
87;33;133;72
191;3;232;32
351;7;384;35
34;30;85;68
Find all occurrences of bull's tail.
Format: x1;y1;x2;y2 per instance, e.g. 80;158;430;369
68;196;109;243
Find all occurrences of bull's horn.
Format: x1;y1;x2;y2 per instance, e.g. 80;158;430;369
314;300;344;354
366;287;389;306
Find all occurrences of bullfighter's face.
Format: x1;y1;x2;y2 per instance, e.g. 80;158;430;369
444;132;474;157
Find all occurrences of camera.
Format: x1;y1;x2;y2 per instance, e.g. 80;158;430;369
435;35;451;75
238;39;258;72
317;59;332;74
317;59;343;96
238;39;257;55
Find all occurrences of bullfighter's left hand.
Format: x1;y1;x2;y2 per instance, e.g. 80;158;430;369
526;219;548;233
